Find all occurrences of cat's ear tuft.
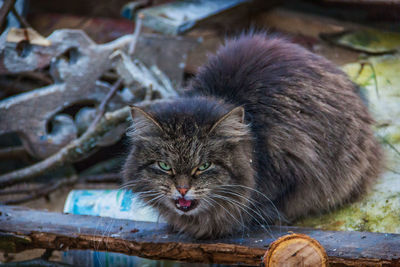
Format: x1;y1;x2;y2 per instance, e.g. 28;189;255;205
228;106;245;123
209;106;249;139
130;105;163;132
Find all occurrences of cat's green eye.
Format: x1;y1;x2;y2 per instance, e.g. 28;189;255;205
198;162;211;171
158;161;172;171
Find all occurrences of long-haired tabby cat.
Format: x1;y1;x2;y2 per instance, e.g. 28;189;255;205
123;32;383;239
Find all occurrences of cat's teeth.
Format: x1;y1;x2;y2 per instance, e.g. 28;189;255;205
175;198;198;212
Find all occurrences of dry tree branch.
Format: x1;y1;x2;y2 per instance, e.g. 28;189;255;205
89;78;123;131
10;5;31;29
0;0;15;29
128;13;143;55
0;0;31;30
0;175;78;205
0;106;130;189
0;173;122;196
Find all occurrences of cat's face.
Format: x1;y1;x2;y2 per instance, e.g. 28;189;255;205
123;99;255;233
126;137;241;216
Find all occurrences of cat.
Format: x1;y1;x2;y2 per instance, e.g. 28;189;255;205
123;32;383;239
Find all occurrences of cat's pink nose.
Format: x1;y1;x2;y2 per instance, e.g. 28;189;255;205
177;187;188;196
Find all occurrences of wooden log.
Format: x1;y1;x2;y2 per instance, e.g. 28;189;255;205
0;205;400;266
263;234;328;267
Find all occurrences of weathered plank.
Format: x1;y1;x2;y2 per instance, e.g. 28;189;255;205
0;205;399;266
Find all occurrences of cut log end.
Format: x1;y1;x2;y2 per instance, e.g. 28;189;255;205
263;233;328;267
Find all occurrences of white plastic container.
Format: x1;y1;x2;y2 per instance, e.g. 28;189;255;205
62;189;172;267
63;189;165;222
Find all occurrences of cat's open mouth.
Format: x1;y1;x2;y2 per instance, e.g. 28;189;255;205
175;197;198;212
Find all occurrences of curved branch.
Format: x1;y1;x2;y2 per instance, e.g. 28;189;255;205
0;106;130;189
1;175;77;205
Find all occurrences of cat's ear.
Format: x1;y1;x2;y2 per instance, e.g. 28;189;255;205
130;105;164;132
209;106;248;139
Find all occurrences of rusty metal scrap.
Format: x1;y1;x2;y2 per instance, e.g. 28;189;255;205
0;29;126;158
0;29;196;159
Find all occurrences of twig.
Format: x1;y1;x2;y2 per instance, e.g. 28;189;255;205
88;78;123;132
1;175;77;205
10;5;30;29
0;0;15;29
128;13;144;55
0;173;122;197
355;61;379;99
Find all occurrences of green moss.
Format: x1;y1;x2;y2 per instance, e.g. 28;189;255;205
296;173;400;233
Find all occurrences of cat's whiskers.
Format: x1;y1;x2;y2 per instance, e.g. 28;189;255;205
192;195;213;214
192;187;213;197
118;180;149;190
214;188;261;206
119;177;161;187
131;191;160;199
147;194;166;206
200;196;232;228
104;218;116;253
203;195;248;232
206;194;248;234
212;193;276;238
199;197;229;230
212;193;267;226
213;188;276;223
135;191;162;197
135;190;166;204
129;189;169;209
219;186;284;234
218;184;285;225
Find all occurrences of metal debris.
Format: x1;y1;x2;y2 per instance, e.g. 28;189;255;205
139;0;250;35
111;50;178;99
0;29;196;158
